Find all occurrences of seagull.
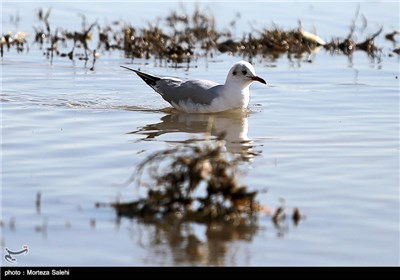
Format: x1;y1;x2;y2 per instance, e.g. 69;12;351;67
121;61;266;113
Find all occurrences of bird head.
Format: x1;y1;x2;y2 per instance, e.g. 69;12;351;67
226;61;267;87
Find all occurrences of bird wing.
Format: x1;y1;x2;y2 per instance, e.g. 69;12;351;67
121;66;221;106
156;78;221;105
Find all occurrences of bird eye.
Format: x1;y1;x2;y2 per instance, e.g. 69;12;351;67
242;70;247;75
232;71;237;76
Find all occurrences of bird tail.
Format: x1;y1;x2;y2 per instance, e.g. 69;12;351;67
120;66;160;87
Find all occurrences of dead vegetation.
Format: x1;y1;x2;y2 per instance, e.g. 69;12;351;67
2;6;398;65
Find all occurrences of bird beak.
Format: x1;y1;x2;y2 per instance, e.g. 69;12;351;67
251;75;267;84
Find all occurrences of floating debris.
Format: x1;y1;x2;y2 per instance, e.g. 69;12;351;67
385;30;399;42
35;191;41;214
292;207;302;225
272;206;286;225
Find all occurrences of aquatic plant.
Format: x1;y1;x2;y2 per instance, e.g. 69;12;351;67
2;5;396;63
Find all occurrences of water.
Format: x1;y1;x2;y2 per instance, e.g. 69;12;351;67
1;1;399;266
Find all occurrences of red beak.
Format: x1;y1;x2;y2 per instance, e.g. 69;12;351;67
251;76;267;84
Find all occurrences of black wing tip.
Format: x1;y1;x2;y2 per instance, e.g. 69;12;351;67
121;66;161;87
120;65;138;73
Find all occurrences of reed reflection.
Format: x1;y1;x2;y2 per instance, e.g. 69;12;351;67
127;219;258;266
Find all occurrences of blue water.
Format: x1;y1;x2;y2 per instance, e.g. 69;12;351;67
1;1;399;266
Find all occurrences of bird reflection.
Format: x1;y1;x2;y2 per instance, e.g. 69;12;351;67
128;110;261;160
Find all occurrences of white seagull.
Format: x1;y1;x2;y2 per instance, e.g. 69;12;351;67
121;61;266;113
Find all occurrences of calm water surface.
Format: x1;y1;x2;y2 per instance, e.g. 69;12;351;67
1;1;399;266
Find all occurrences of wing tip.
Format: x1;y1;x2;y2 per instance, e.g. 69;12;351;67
121;66;161;87
120;65;138;73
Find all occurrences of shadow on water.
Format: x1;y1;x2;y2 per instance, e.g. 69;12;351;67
127;110;261;161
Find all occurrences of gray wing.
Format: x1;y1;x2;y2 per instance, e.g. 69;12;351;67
155;78;222;105
121;66;221;106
